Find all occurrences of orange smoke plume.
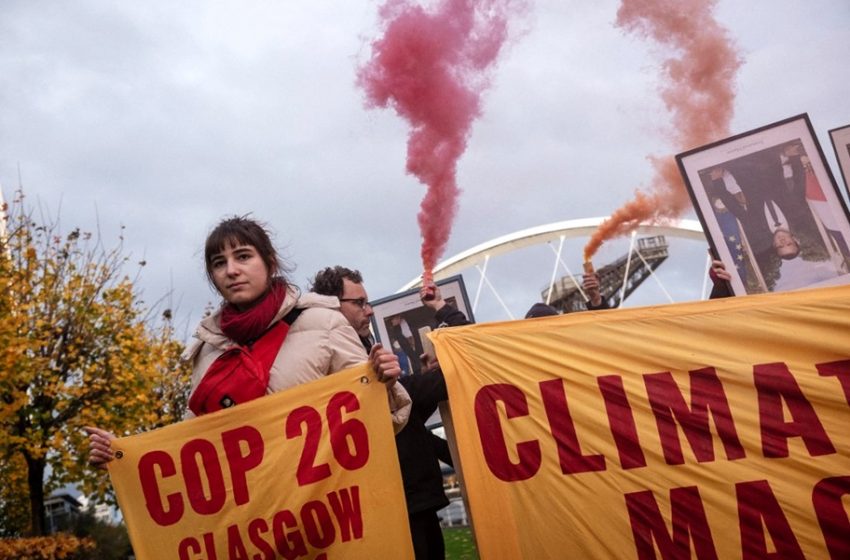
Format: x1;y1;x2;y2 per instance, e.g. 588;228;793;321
584;0;742;261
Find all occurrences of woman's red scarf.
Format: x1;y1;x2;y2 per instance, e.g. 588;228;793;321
219;279;287;345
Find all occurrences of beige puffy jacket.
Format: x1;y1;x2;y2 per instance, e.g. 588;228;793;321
184;285;411;432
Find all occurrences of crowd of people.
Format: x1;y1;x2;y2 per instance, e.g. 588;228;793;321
85;214;754;559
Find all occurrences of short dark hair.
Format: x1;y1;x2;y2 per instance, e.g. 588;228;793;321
310;266;363;298
772;228;801;261
525;302;559;319
204;215;290;286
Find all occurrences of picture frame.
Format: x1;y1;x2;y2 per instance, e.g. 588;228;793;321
369;275;474;377
828;123;850;196
676;113;850;296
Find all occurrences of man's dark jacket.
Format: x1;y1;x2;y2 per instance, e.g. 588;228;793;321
395;304;470;515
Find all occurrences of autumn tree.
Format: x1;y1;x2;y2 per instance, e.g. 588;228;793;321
0;454;29;537
0;189;191;536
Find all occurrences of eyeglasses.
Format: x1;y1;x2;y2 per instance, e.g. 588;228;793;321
339;297;371;309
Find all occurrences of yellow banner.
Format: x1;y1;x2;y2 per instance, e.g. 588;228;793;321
108;364;412;560
431;284;850;559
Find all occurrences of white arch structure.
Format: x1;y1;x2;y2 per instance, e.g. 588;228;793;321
399;217;707;319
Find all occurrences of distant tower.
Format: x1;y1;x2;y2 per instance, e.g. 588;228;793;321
544;235;670;312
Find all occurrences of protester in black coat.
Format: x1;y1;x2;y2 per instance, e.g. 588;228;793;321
310;267;469;560
395;286;470;560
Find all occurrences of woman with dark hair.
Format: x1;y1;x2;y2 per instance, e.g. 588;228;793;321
86;215;410;465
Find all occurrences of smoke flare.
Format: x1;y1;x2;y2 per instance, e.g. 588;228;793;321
359;0;523;283
584;0;742;261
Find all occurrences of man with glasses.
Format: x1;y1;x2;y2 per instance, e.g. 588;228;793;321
310;266;376;348
310;266;470;560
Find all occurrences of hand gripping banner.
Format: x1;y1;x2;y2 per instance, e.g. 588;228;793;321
107;364;413;560
430;284;850;559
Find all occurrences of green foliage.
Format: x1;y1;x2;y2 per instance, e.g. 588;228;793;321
0;189;192;535
443;527;479;559
70;510;131;560
0;454;29;537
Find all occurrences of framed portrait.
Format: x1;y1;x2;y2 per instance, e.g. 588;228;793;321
369;275;474;377
676;113;850;296
829;123;850;196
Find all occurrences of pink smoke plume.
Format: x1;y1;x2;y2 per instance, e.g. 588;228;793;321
358;0;523;284
584;0;742;262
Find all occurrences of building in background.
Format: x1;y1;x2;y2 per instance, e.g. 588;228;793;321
44;492;82;534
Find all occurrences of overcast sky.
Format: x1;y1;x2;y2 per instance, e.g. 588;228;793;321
2;0;848;333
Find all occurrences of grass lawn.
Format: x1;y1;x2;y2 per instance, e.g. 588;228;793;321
443;526;479;559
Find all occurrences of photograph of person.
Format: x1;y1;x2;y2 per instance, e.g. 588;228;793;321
384;295;459;376
370;276;473;376
828;123;850;197
680;114;850;295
